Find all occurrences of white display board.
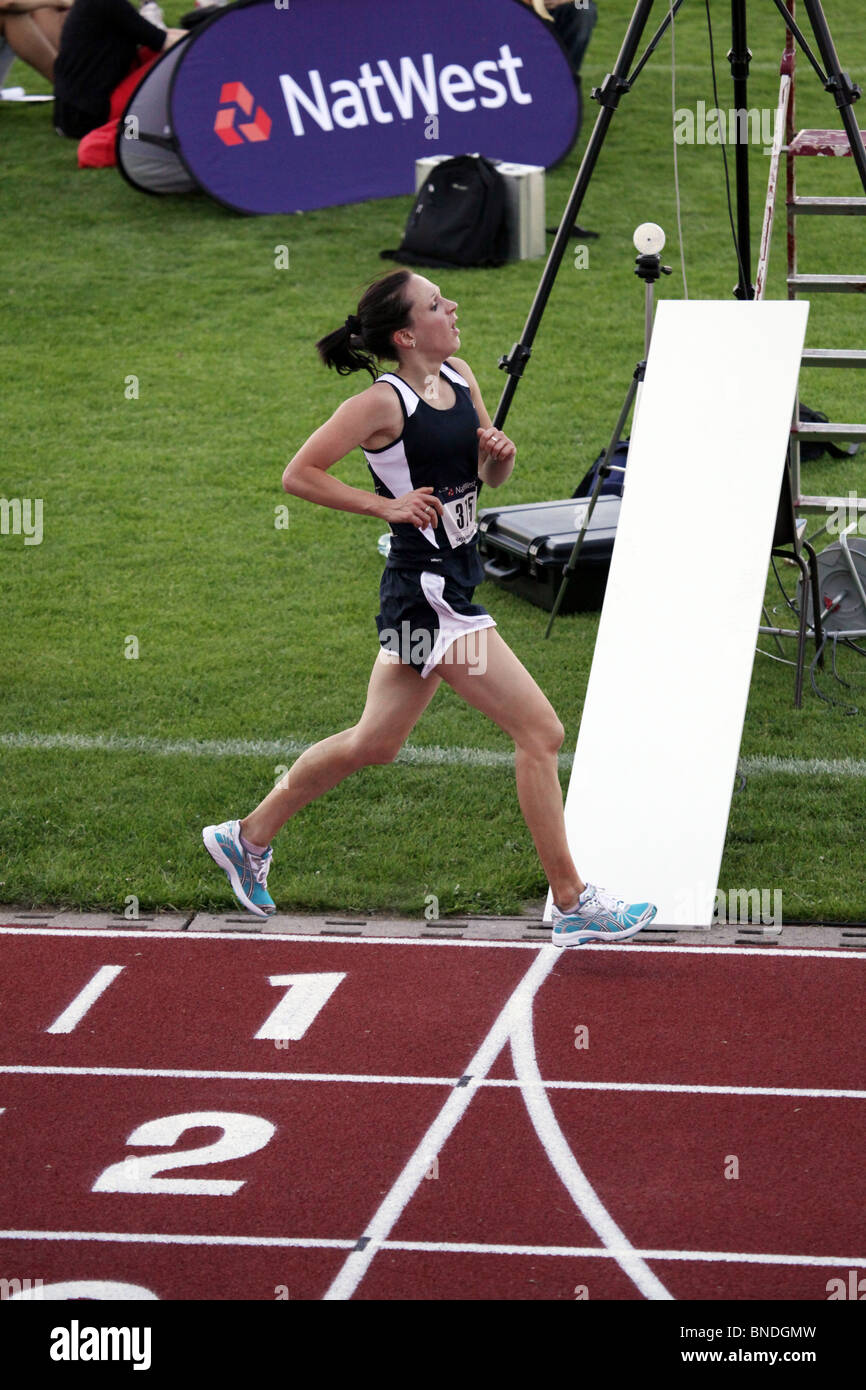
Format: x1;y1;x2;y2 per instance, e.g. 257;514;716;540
549;301;809;927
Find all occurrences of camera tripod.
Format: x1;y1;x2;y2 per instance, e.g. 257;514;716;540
543;226;672;635
493;0;866;429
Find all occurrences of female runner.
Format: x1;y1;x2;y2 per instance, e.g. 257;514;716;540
203;269;656;946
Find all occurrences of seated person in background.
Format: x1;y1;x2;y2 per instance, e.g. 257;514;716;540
53;0;185;138
524;0;600;234
525;1;598;83
551;0;597;80
0;0;72;84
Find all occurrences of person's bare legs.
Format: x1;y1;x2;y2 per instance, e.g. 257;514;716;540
34;5;67;48
434;627;585;911
1;11;67;83
240;652;442;847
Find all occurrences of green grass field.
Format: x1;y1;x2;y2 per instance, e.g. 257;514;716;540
2;1;865;921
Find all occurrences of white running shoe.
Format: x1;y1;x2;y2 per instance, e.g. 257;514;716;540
202;819;275;918
551;883;656;947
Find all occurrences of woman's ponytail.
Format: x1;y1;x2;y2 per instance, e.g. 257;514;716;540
316;269;413;379
316;318;377;379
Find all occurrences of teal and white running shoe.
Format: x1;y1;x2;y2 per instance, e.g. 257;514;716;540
551;883;656;947
202;819;275;918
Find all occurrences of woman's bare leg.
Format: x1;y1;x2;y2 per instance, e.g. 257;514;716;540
240;652;442;846
434;628;584;911
34;6;67;49
1;12;65;82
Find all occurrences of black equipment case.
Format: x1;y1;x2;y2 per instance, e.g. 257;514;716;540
477;496;621;613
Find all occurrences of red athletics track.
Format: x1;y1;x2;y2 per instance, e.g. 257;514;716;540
0;925;864;1302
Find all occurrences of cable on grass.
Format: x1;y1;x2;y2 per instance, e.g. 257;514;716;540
809;633;860;715
669;0;688;298
704;0;748;295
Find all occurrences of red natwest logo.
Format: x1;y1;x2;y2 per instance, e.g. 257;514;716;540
214;82;272;145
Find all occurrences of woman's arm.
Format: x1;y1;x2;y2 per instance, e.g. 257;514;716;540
98;0;177;49
282;386;445;529
448;356;516;489
519;0;553;20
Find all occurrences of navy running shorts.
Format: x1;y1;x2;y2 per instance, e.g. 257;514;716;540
376;567;496;678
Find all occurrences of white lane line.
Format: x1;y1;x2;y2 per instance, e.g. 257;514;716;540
0;1229;355;1249
487;1079;866;1100
389;1242;866;1268
741;755;866;778
44;965;125;1034
2;1066;863;1101
0;926;538;951
386;1243;866;1268
321;945;561;1301
0;731;517;770
1;1229;862;1269
5;730;866;778
1;926;864;960
509;1002;673;1301
0;1065;456;1085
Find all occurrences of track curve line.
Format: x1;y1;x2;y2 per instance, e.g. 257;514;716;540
509;997;674;1301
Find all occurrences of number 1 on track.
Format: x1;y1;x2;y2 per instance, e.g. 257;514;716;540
45;965;126;1034
255;973;346;1042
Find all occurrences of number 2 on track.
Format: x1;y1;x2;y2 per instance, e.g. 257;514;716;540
92;1112;275;1196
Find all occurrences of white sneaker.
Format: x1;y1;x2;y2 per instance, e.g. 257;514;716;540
202;819;276;918
139;2;166;28
551;883;657;947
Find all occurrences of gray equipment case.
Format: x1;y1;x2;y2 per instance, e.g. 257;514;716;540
477;496;620;612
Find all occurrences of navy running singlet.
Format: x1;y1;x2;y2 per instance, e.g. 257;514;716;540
362;361;484;586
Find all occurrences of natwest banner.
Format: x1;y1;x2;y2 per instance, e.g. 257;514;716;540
166;0;579;214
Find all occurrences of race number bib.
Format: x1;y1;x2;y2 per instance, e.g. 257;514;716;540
440;488;477;547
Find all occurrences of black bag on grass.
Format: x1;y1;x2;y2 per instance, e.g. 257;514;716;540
381;155;508;269
799;404;860;462
573;438;629;499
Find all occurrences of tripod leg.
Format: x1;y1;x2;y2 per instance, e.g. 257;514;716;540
544;371;640;638
802;0;866;191
544;460;607;639
802;539;825;670
761;604;788;659
589;365;643;509
728;0;755;299
793;551;810;708
494;0;658;431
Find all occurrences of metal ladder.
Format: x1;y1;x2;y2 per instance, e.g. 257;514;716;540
783;1;866;516
753;1;866;702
